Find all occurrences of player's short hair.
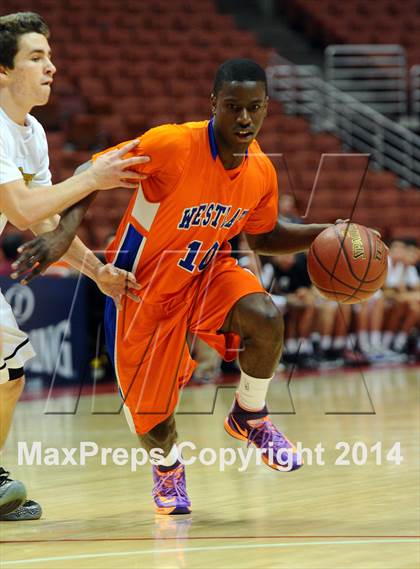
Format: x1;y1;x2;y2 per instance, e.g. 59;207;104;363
213;58;268;95
0;12;49;69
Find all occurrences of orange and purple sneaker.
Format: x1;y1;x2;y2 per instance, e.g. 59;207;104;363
224;397;303;472
152;462;191;515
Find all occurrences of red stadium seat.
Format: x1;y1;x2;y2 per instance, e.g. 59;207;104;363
60;150;92;172
125;114;149;135
89;223;120;249
98;116;130;145
313;134;342;153
111;97;143;117
137;79;166;97
103;28;132;45
283;151;321;171
47;131;66;152
279;132;315;152
108;77;137;98
66;60;96;81
79;77;106;98
51;76;75;97
87;96;114;115
76;27;103;45
65;115;102;151
390;226;420;241
286;0;420;65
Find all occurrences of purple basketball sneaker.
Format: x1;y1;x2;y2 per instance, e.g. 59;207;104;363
224;397;303;471
152;462;191;515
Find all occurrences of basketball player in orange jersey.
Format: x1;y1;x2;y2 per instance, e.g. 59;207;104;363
16;59;343;515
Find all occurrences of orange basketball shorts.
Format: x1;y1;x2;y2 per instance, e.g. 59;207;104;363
104;256;265;434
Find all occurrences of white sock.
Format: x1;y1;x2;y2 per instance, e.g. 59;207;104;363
346;334;356;350
299;338;314;354
333;336;346;350
370;331;382;349
358;331;370;352
321;335;332;351
382;331;394;349
237;371;272;411
394;332;408;351
286;338;298;354
311;332;321;343
150;444;179;467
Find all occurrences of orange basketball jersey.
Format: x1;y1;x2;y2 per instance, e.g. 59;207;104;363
94;120;279;307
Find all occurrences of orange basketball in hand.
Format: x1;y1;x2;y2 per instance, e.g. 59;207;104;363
307;223;388;304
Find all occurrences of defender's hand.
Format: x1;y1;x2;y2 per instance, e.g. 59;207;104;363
90;139;150;190
11;227;73;284
95;264;141;310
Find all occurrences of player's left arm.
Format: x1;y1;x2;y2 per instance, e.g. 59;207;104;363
247;217;381;255
246;219;331;255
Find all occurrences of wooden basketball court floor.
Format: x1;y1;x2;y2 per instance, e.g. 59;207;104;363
0;364;419;568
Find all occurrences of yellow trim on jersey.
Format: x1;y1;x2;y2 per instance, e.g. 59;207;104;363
18;167;36;185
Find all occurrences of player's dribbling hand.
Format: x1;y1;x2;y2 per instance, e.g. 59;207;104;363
90;139;150;190
95;264;141;310
334;218;382;239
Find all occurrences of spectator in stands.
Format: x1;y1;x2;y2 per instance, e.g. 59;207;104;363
332;303;357;365
352;290;403;363
312;293;356;367
278;193;301;224
262;252;318;369
405;242;420;359
382;239;420;356
300;289;370;368
406;240;420;276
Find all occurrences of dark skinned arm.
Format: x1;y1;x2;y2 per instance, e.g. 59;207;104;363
12;161;97;282
246;220;331;255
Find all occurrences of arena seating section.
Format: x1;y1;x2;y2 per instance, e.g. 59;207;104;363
2;0;420;248
281;0;420;68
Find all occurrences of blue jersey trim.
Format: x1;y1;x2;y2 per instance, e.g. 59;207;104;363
207;117;249;161
208;117;218;161
114;224;144;272
104;223;143;371
104;297;117;370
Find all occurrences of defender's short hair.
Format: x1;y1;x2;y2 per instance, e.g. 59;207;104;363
213;58;267;95
0;12;49;69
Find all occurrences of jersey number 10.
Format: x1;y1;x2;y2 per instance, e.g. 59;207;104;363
178;241;220;273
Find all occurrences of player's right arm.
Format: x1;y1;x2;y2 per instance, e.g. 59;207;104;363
11;161;102;277
0;140;149;230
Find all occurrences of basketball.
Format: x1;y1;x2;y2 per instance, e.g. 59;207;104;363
307;223;388;304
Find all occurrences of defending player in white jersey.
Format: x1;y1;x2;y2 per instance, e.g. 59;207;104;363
0;11;149;520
